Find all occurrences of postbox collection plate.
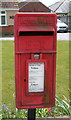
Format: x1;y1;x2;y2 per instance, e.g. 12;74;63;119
28;62;44;93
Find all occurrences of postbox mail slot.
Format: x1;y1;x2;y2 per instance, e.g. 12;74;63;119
19;31;54;36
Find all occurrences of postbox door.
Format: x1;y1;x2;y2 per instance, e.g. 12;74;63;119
16;53;55;108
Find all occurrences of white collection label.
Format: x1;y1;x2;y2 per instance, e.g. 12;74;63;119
28;63;44;92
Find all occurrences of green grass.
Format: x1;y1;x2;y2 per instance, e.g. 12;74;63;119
56;41;69;99
0;41;2;110
2;41;69;112
2;41;15;111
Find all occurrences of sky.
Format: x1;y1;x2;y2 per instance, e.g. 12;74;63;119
39;0;60;6
22;0;60;6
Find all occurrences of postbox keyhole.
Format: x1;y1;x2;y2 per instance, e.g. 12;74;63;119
24;79;26;82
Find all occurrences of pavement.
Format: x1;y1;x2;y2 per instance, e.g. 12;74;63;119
0;37;14;41
57;33;70;41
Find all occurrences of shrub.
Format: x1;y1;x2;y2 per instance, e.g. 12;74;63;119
1;96;70;119
48;96;71;117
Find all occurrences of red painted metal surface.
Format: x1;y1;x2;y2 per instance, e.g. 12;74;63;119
14;13;57;109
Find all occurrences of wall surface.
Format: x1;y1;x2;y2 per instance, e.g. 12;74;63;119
6;10;18;25
1;10;18;36
1;25;14;37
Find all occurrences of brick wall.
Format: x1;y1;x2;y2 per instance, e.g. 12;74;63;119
0;25;14;37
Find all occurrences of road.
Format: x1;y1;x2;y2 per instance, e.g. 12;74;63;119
0;33;71;41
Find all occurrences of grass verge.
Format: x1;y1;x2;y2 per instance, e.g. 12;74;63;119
2;41;69;112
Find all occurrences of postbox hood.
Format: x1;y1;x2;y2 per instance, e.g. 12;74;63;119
18;26;55;32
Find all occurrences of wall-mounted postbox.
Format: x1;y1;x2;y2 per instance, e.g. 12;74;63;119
14;13;57;109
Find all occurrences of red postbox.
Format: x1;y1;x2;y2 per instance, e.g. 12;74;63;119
14;13;57;109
